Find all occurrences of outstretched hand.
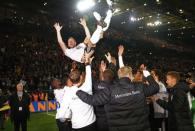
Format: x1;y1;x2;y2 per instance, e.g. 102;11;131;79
140;64;151;77
118;45;124;56
105;52;112;63
140;64;146;71
54;23;63;32
79;18;87;27
83;50;94;64
189;82;195;89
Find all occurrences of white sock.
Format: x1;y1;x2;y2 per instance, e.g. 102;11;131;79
90;25;103;44
103;10;112;31
93;12;101;21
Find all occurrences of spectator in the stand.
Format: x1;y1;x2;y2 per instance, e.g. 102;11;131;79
154;71;194;131
32;91;39;102
39;91;45;101
9;82;30;131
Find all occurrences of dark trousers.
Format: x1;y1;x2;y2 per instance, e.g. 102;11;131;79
72;122;96;131
0;114;5;129
13;118;27;131
56;119;72;131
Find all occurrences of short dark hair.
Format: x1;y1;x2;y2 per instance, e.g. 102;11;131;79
103;69;114;82
69;70;81;84
151;69;163;81
167;71;180;82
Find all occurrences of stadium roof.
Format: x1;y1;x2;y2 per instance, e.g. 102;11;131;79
0;0;195;48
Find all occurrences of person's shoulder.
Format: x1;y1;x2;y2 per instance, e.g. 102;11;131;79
176;82;190;93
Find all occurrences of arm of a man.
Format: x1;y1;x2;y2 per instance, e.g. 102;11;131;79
76;87;110;106
118;45;125;68
56;31;67;53
157;89;186;112
143;75;159;97
54;23;67;54
118;55;124;68
80;65;92;93
83;24;91;39
108;62;117;75
79;18;91;39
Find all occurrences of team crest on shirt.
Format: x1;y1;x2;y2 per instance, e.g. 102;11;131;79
76;46;83;49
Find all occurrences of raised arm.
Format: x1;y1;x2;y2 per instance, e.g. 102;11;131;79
142;68;159;97
118;45;125;68
79;18;91;39
80;51;94;93
99;60;107;81
54;23;67;53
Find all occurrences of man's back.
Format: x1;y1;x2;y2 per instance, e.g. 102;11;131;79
105;78;151;131
69;86;96;129
77;75;159;131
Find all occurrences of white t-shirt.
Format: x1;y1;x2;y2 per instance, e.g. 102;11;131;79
57;65;96;129
54;87;66;119
65;43;86;63
153;81;168;118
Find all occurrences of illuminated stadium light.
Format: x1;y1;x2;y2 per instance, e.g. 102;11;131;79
129;16;144;22
154;20;162;26
147;20;162;27
179;9;184;14
130;17;136;22
147;22;154;26
77;0;95;12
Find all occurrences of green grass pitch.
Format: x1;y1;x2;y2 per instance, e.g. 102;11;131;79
5;112;57;131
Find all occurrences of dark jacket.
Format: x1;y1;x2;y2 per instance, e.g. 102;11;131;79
157;82;194;131
9;92;30;121
77;76;159;131
93;81;113;131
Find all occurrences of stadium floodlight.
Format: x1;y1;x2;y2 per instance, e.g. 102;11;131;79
77;0;95;12
147;20;162;27
130;16;136;22
154;20;161;26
